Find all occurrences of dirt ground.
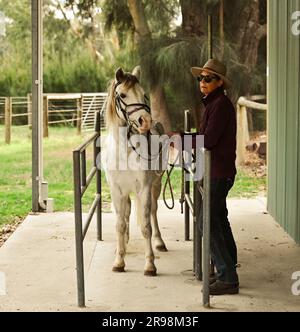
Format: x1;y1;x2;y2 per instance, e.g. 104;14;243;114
0;219;22;248
241;131;267;179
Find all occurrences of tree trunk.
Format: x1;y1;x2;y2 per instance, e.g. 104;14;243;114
180;0;206;37
150;86;172;133
233;0;266;73
127;0;171;132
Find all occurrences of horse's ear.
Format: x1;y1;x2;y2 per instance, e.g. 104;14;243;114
116;68;125;83
132;66;141;81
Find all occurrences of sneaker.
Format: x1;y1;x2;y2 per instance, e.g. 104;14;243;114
209;280;239;295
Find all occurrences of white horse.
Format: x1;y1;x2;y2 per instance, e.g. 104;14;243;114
104;66;167;276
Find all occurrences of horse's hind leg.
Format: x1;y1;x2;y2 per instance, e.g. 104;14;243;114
112;191;128;273
151;176;168;252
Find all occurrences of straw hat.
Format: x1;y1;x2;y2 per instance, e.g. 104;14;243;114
191;59;231;89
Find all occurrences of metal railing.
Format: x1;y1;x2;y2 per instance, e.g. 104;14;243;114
73;111;102;308
183;110;211;308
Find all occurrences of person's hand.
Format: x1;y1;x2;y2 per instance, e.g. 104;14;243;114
166;131;181;138
167;132;183;150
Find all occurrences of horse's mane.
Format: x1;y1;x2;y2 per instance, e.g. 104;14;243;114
106;73;139;129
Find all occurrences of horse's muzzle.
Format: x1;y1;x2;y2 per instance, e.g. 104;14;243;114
138;116;151;134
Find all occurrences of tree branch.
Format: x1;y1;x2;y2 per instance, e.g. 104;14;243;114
127;0;151;40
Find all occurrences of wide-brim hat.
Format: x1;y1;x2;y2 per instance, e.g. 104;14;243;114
191;58;231;89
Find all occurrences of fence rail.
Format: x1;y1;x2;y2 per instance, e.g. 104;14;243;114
0;93;108;144
236;96;267;165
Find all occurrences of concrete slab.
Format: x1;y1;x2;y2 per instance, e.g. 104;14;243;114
0;199;299;312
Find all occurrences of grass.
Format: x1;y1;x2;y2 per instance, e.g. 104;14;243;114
0;125;266;228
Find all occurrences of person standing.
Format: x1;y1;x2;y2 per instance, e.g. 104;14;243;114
191;59;239;295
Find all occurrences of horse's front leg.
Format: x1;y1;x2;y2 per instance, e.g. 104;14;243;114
111;190;128;273
139;189;157;276
151;176;168;252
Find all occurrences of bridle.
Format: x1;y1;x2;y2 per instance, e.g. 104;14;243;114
114;81;151;134
114;80;176;210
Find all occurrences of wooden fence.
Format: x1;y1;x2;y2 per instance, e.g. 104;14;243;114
236;95;267;165
0;93;107;144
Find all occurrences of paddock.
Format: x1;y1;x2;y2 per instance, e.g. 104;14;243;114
0;199;299;312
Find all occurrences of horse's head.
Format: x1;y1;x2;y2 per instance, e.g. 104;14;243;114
107;66;151;135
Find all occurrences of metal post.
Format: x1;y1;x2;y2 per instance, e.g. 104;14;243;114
202;150;211;308
184;110;191;241
208;15;213;59
32;0;44;212
95;112;102;241
43;96;49;138
194;148;202;281
219;0;225;60
73;151;85;308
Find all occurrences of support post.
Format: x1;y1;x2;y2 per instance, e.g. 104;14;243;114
5;97;12;144
236;104;250;165
32;0;45;212
27;93;32;130
184;110;191;241
202;150;211;308
77;97;82;135
95;112;102;241
208;15;213;59
194;160;202;281
219;0;224;60
73;151;85;308
43;96;48;138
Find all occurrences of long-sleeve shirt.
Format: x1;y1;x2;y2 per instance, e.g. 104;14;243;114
199;87;237;179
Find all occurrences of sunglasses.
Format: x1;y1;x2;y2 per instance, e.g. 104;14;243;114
197;74;220;83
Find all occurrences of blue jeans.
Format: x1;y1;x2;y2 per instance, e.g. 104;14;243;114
198;177;238;284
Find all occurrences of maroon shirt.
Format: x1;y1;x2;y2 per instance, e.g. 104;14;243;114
200;87;237;179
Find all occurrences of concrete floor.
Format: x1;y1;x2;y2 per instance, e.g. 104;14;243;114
0;199;299;312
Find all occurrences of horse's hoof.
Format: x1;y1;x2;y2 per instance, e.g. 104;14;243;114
156;245;168;252
144;270;157;277
112;266;125;273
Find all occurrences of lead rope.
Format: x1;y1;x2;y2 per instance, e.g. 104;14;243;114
162;165;175;210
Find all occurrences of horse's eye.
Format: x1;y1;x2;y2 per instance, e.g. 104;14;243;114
120;93;126;99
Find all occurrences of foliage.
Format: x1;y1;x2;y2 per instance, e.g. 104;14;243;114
0;0;267;131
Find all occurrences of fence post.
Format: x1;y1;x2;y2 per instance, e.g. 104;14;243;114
77;97;82;135
95;112;102;241
236;103;250;165
184;110;191;241
5;97;12;144
27;93;32;130
43;95;49;138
